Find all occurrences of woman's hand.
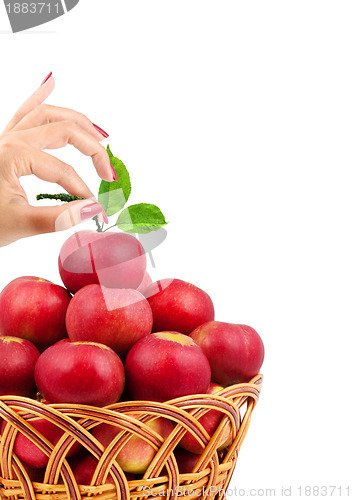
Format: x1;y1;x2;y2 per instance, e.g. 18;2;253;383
0;73;116;247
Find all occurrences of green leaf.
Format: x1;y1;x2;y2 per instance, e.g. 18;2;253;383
116;203;168;234
98;145;131;216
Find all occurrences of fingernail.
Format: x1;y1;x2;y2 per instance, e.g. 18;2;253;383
110;162;118;182
41;72;52;86
93;123;109;138
80;202;105;221
102;209;109;224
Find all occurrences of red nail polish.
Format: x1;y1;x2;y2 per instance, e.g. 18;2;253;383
41;72;52;86
110;162;118;182
80;202;104;221
93;123;109;138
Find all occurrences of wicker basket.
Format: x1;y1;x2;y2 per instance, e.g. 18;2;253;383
0;374;262;500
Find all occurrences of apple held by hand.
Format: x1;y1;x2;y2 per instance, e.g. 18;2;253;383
179;382;232;454
66;285;153;358
0;277;71;351
125;332;211;402
92;415;174;474
35;341;125;406
144;279;215;334
190;322;264;385
0;337;40;397
59;231;146;294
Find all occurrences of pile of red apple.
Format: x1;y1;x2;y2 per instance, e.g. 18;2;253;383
0;230;264;484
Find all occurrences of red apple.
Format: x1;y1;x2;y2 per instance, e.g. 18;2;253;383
35;341;125;406
70;453;114;485
69;452;136;485
174;447;204;474
136;272;152;294
24;466;46;483
125;332;211;402
144;279;215;334
0;337;40;396
92;415;174;474
66;285;153;358
1;411;81;469
190;322;264;385
0;277;71;351
4;464;46;483
58;231;146;294
179;382;232;454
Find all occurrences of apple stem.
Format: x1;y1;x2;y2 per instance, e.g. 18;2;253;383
93;216;104;232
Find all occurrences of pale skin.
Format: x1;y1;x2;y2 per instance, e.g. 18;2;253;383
0;74;114;247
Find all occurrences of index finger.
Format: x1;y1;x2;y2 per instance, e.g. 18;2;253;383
2;74;55;134
16;121;115;182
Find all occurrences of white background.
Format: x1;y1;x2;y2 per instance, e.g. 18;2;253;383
1;1;353;498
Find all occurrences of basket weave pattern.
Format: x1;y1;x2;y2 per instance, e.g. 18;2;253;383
0;374;262;500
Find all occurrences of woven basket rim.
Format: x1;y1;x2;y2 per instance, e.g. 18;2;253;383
0;374;263;500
